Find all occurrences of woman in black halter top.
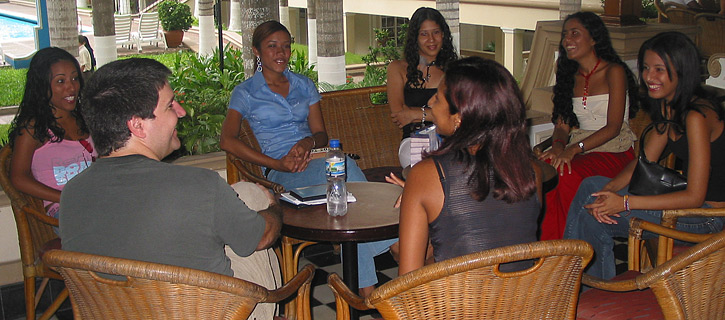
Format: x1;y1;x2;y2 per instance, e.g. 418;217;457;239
386;7;457;140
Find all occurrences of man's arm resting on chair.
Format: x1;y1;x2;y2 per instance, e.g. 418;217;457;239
256;202;282;250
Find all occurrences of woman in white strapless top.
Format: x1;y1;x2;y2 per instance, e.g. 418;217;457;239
535;12;639;240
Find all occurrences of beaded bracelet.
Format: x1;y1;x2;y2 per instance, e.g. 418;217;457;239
421;106;427;124
623;195;631;217
553;138;566;147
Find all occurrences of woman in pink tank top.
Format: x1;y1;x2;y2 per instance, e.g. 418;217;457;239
8;47;96;218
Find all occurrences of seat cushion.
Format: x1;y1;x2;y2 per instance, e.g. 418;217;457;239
577;271;664;319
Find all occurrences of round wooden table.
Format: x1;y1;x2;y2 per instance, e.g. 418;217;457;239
282;181;402;320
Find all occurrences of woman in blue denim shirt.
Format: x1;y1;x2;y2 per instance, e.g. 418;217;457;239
221;20;397;297
564;32;725;280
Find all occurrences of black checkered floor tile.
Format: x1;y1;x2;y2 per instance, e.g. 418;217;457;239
296;243;398;320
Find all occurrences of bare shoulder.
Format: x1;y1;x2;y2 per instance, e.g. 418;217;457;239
388;59;408;75
604;62;626;79
407;158;440;186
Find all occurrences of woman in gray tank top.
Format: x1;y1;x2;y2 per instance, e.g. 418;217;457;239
395;57;543;275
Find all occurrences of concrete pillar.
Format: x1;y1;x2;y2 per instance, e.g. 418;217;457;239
560;0;582;19
501;27;525;80
307;0;317;66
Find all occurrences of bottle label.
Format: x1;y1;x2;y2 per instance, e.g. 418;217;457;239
326;159;346;177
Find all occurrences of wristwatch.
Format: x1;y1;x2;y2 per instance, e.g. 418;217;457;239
578;141;586;152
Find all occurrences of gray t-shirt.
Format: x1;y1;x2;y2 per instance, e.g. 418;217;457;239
59;154;265;277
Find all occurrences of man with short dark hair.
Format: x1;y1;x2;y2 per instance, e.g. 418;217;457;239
59;58;282;278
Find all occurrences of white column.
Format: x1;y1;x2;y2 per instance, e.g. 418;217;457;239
229;0;242;31
501;27;524;80
198;15;217;56
317;56;345;85
76;0;88;8
94;35;118;68
280;2;290;30
307;18;317;66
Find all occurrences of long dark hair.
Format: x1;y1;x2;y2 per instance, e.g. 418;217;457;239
9;47;87;148
403;7;457;89
552;12;639;127
431;57;536;203
638;31;723;133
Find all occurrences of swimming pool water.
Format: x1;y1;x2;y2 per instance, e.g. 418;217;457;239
0;15;36;42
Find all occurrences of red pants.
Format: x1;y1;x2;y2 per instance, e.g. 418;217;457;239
540;148;635;240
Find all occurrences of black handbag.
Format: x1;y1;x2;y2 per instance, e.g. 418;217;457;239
628;121;687;195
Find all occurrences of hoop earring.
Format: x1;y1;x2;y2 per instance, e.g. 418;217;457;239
256;56;262;73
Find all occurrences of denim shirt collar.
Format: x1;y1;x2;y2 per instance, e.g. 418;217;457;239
249;69;298;94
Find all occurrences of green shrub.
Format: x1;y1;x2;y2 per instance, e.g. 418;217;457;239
289;48;318;84
158;0;194;31
169;46;245;155
0;124;11;146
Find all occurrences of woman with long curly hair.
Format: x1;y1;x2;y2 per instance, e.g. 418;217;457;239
536;12;639;240
387;7;457;167
8;47;96;220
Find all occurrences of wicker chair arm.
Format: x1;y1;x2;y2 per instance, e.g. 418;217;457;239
265;264;315;302
226;153;285;194
23;205;60;227
587;227;725;293
631;218;713;244
661;207;725;227
582;274;640;291
327;273;372;312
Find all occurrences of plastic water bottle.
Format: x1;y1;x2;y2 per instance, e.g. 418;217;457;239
326;139;348;216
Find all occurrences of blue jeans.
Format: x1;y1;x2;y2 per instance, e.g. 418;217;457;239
563;176;724;280
267;156;367;190
269;156;397;287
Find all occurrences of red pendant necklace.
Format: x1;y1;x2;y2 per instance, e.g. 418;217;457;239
579;58;601;108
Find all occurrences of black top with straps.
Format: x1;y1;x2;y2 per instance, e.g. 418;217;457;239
401;87;436;139
668;121;725;201
428;153;540;270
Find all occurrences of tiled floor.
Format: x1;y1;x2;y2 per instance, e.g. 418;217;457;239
297;243;399;320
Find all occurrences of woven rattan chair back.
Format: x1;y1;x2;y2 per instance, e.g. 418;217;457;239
696;13;725;58
665;6;698;25
319;86;401;170
584;226;725;320
43;249;315;320
329;240;593;320
0;145;68;320
647;230;725;320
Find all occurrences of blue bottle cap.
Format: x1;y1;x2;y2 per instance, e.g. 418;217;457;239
329;139;340;148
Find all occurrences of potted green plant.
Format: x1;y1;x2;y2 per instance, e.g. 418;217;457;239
158;0;194;48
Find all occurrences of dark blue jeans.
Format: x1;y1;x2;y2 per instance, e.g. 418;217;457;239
563;176;724;280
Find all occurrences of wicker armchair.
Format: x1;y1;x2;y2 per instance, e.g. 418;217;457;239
0;145;68;320
628;208;725;271
43;249;315;320
579;219;725;320
665;5;698;25
696;13;725;58
328;240;593;320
